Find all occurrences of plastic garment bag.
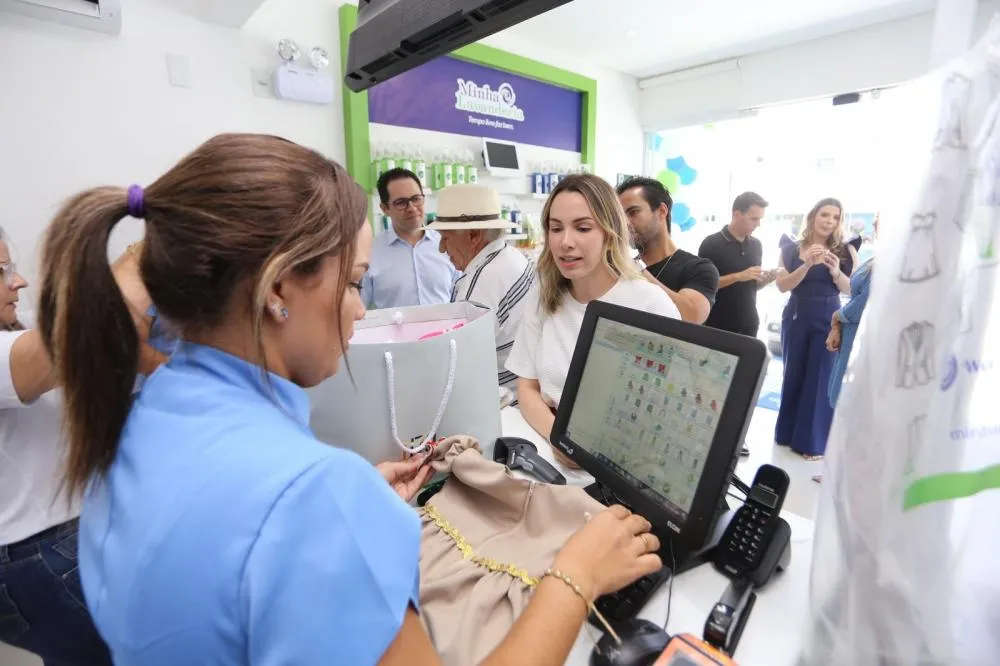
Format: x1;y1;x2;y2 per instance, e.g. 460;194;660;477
800;17;1000;666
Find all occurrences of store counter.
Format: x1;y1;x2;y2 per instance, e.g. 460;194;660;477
499;407;815;666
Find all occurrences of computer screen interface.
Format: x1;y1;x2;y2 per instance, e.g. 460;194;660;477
564;317;739;523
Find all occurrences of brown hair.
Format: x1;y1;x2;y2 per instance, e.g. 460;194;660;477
37;133;368;497
536;174;641;315
800;197;845;254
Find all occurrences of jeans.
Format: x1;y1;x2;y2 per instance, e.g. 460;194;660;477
0;519;112;666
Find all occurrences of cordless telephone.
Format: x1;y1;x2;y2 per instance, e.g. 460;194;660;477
714;464;791;587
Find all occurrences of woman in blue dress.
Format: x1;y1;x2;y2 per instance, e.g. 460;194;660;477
809;257;874;484
774;198;859;460
33;133;662;666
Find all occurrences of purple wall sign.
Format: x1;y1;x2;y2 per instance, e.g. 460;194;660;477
368;56;582;153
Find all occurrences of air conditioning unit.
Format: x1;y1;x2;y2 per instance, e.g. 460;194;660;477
0;0;121;34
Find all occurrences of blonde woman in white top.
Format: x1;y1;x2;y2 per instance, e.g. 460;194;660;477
0;231;158;665
506;175;680;467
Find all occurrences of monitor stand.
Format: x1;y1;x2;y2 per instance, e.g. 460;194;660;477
584;480;732;576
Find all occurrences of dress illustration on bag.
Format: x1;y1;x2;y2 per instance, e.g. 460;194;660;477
896;321;936;389
899;213;941;282
904;414;927;478
933;73;972;150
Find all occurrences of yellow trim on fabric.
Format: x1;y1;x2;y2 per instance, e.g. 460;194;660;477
422;504;540;588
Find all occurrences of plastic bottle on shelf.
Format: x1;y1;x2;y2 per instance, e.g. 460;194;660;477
431;152;445;191
521;213;536;249
442;150;454;188
465;150;478;184
413;147;428;190
453;148;466;185
546;162;559;193
399;144;413;173
510;206;522;234
530;162;544;195
382;143;396;173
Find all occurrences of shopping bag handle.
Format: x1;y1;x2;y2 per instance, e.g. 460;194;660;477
385;338;457;455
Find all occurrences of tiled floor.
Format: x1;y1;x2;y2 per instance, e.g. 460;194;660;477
739;402;823;520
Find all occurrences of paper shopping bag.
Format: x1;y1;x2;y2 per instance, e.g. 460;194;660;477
307;301;502;464
802;20;1000;666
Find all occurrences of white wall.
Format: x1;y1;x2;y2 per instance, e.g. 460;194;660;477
0;0;342;310
0;0;643;311
479;30;644;182
638;1;1000;131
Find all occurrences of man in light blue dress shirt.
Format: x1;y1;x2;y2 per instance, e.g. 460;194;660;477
361;169;459;309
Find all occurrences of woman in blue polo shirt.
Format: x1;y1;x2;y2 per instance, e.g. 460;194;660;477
36;133;663;666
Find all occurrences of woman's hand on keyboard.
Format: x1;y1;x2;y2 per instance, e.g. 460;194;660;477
553;504;663;600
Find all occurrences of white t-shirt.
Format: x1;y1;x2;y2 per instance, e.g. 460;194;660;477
0;318;77;545
506;278;680;407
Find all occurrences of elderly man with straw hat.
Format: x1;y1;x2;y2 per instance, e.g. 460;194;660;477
428;184;533;391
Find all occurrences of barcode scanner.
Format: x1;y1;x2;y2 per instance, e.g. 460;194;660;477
494;437;567;485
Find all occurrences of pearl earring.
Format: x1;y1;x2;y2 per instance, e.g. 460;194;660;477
271;303;289;320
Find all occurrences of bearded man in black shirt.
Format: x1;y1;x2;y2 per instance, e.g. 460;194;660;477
617;177;719;324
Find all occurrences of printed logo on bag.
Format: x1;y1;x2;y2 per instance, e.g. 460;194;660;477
941;354;959;391
941;353;995;391
455;79;525;123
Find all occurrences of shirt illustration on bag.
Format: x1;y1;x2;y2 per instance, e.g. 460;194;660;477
895;320;936;389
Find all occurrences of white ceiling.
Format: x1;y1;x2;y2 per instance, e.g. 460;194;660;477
500;0;938;78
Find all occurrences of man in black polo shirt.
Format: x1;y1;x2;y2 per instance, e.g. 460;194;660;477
617;177;719;323
699;192;776;457
699;192;776;337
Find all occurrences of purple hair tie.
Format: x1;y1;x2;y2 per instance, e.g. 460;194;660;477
127;184;145;218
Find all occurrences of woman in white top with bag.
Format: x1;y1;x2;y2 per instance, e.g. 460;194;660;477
506;174;680;466
0;231;157;665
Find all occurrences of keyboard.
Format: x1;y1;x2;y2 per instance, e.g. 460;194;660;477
589;566;672;626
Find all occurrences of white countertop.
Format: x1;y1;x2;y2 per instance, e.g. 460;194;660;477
499;407;814;666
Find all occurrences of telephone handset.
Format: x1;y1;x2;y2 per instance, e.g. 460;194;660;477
714;464;792;588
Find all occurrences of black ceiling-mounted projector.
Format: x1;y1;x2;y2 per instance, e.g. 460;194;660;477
344;0;573;92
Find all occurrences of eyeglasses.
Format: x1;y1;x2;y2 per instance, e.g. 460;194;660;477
389;194;425;211
0;262;18;288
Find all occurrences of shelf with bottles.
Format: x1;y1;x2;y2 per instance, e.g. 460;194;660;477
369;143;480;193
367;141;591;199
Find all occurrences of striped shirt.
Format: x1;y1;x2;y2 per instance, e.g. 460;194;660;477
451;238;533;390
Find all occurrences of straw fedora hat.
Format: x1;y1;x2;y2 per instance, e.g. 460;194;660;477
427;184;513;231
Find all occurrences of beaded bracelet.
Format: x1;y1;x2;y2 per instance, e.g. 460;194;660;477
543;568;621;645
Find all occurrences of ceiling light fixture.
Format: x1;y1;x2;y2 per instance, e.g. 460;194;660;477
309;46;330;70
277;38;301;63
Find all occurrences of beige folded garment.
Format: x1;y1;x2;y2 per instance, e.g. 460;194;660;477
419;435;604;665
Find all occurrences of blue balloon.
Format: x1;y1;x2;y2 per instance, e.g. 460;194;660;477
665;156;698;186
651;135;664;152
665;156;687;172
677;216;697;232
672;201;691;222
